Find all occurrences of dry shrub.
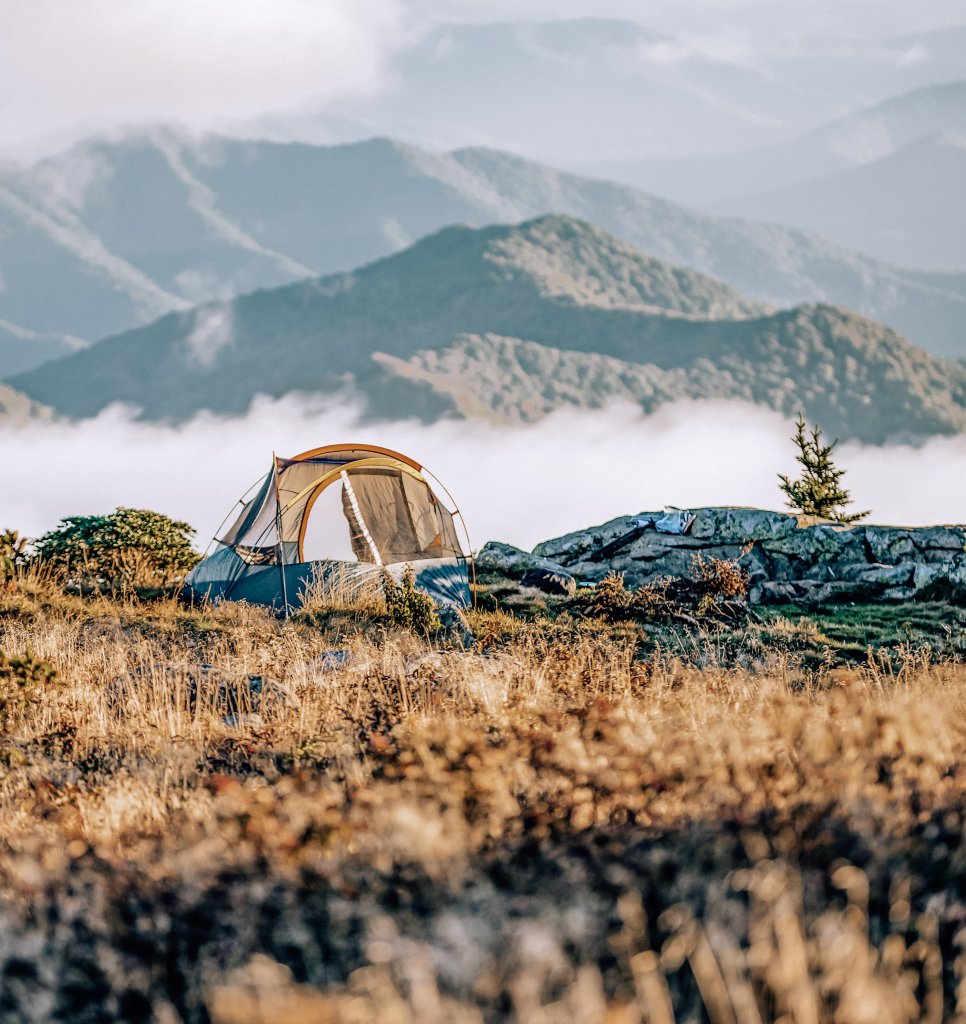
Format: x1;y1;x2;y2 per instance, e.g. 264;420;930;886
575;551;750;627
689;549;750;600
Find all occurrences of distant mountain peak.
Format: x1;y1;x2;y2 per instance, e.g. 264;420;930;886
360;213;768;320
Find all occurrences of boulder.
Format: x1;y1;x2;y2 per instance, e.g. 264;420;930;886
476;541;573;581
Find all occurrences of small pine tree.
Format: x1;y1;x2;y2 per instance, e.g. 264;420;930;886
778;413;869;524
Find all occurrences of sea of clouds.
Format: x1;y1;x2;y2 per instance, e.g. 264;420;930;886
2;397;963;553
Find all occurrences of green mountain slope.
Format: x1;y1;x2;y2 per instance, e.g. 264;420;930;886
0;319;85;377
11;216;966;444
3;130;965;370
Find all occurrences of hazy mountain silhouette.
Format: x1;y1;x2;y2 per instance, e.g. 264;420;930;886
12;215;966;444
257;19;966;166
3;129;966;376
584;81;966;205
719;131;966;270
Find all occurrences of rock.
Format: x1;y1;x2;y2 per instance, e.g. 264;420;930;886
687;507;797;544
292;651;374;682
527;507;966;605
841;562;915;586
520;568;577;597
755;581;800;604
476;541;573;580
902;526;965;556
913;564;943;590
318;649;354;672
865;529;917;564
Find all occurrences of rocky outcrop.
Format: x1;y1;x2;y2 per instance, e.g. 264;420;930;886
507;507;966;605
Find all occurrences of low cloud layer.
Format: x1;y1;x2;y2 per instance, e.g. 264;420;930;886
2;398;964;553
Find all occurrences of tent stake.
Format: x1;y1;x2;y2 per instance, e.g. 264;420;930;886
272;453;290;618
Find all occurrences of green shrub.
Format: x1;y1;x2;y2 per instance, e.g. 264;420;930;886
0;650;57;733
33;507;200;593
382;566;442;636
0;529;27;583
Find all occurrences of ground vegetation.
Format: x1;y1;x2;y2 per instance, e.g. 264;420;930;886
0;557;964;1021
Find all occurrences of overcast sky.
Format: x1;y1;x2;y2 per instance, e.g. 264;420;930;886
3;0;965;160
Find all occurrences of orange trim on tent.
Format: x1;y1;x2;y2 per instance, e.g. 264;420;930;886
287;443;423;472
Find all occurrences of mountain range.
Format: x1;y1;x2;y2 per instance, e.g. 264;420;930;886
288;18;812;161
2;130;965;379
252;19;966;167
718;130;966;271
11;215;966;445
586;81;966;203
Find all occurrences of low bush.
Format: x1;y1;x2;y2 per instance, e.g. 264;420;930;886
33;507;200;594
382;566;442;636
574;552;750;626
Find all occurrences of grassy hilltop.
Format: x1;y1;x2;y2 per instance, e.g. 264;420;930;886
1;563;965;1022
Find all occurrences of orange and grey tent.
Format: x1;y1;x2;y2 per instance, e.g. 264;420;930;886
183;444;471;613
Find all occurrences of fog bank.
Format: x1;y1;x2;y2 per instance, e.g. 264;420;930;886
2;397;963;552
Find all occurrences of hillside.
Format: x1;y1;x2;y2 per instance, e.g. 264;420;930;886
12;215;966;445
3;131;966;373
720;131;966;271
0;318;84;377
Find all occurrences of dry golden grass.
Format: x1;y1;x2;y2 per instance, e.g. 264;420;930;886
0;575;965;1022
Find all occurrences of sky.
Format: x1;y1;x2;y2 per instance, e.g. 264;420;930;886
2;0;965;544
2;0;964;159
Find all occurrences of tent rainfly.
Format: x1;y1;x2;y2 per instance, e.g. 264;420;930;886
183;444;471;614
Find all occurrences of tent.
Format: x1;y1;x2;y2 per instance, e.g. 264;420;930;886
183;444;471;614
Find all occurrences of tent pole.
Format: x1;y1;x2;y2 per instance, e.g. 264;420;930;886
272;452;290;618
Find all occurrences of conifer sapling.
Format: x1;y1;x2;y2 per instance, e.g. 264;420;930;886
778;413;869;524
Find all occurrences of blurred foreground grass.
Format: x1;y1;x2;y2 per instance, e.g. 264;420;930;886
0;574;965;1022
